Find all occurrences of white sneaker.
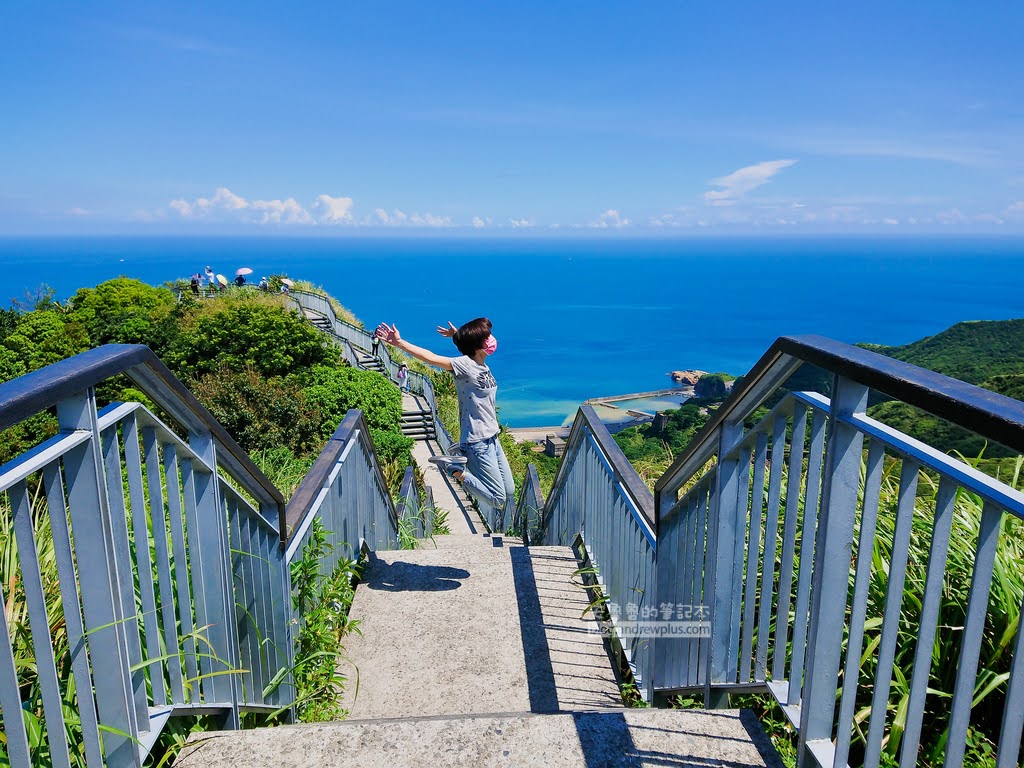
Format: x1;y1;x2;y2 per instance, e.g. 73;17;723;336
428;454;467;479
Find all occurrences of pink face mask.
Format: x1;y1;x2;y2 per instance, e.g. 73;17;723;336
483;334;498;355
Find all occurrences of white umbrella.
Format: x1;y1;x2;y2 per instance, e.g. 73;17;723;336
236;267;253;276
280;278;295;287
216;274;229;286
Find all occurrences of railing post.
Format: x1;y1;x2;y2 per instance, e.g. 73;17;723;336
704;420;744;708
797;376;868;766
189;433;242;728
57;390;141;768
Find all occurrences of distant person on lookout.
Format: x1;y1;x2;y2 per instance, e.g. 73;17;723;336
375;317;513;530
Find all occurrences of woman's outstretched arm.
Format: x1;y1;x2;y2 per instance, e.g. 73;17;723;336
375;323;454;371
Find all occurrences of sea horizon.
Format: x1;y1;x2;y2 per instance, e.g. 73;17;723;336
2;235;1022;427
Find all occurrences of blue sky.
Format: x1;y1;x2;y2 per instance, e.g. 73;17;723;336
2;2;1023;235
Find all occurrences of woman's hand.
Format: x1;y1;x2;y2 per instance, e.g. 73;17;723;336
436;321;458;338
375;322;401;345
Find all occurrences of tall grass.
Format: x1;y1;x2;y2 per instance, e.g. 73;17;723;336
843;454;1023;766
288;518;361;722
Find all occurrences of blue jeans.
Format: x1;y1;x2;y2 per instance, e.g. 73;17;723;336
460;434;515;532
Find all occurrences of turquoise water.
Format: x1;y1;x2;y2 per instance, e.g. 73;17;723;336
2;236;1022;427
609;395;691;415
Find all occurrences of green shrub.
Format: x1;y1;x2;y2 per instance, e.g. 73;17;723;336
68;277;178;353
302;365;403;437
190;365;325;456
168;302;336;379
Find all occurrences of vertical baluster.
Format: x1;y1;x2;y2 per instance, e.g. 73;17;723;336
741;432;768;683
728;449;751;677
245;512;265;705
797;377;867;767
755;414;787;680
180;457;212;699
684;492;699;686
259;525;276;692
773;403;807;682
10;481;72;768
227;496;253;703
164;445;198;692
100;425;150;726
654;495;679;689
249;516;267;702
788;408;826;707
122;414;166;706
188;431;240;724
862;459;920;768
144;431;184;704
899;477;956;768
943;503;1002;768
834;440;886;767
676;497;693;686
661;499;681;689
997;591;1024;768
0;557;31;767
705;420;744;708
58;392;139;767
696;482;714;688
43;462;104;768
277;541;296;711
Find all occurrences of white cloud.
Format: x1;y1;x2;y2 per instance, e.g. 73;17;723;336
409;212;452;227
68;207;89;216
509;218;533;228
589;209;630;229
313;194;354;224
251;197;313;225
472;216;490;228
168;187;323;226
1006;201;1024;217
365;208;451;227
704;160;797;206
170;187;250;218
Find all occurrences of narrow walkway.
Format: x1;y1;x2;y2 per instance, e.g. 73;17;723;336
177;309;782;767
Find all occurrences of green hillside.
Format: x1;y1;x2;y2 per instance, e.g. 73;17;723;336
865;318;1024;385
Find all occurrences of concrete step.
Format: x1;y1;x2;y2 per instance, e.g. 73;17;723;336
176;708;783;767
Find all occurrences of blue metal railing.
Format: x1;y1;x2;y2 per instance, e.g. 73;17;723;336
530;406;657;696
284;409;401;566
0;346;288;767
0;345;414;767
527;335;1024;767
652;336;1024;768
513;464;544;545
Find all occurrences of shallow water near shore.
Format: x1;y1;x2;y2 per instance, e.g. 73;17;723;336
2;235;1022;427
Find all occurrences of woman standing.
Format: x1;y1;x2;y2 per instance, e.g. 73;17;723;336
375;317;514;530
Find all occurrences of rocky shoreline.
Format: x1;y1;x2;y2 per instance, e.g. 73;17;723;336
667;369;708;386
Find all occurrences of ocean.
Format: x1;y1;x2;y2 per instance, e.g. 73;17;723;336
2;236;1022;427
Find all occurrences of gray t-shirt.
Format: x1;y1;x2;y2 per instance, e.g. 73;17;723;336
450;355;499;443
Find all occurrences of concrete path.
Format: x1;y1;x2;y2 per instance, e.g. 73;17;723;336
179;708;783;767
336;538;620;720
